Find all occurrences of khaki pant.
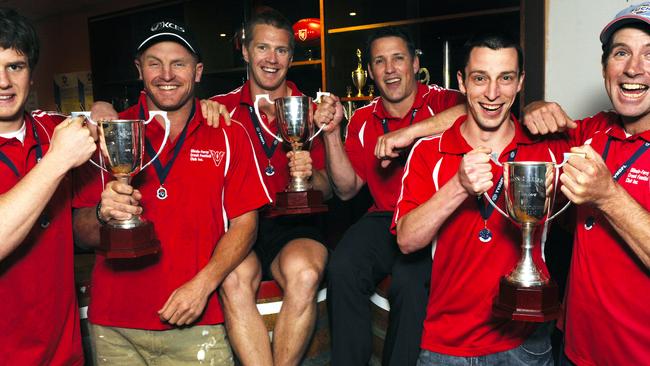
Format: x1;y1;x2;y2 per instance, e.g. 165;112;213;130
90;323;234;366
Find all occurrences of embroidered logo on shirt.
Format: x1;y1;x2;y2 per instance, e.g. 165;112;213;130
190;149;225;166
210;150;225;167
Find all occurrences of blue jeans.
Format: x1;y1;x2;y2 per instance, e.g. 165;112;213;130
417;323;553;366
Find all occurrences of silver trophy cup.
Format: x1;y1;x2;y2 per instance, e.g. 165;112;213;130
254;93;328;192
486;153;581;321
502;161;555;287
276;96;315;191
71;111;170;258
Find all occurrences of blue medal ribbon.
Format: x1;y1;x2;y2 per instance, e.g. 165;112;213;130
247;105;279;176
142;104;194;200
476;149;517;242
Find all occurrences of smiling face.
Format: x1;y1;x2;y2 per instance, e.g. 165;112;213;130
0;47;31;132
243;23;292;95
603;27;650;123
135;41;203;112
368;36;419;108
458;46;523;131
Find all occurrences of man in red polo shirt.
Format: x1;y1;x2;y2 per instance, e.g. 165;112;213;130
518;4;650;365
0;7;96;365
394;33;566;365
209;10;331;366
314;27;465;366
72;19;270;365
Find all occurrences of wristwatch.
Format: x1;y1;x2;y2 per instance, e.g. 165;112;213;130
96;202;109;225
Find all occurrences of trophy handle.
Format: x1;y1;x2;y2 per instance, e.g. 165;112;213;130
70;111;108;172
546;152;586;222
480;152;511;219
417;68;430;85
309;92;331;141
254;94;283;142
140;111;171;171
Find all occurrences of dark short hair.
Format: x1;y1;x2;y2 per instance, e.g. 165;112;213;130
460;33;523;78
0;7;39;69
365;27;416;62
601;22;650;67
243;9;294;53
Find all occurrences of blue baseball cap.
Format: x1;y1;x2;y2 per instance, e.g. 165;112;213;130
136;19;201;60
600;2;650;44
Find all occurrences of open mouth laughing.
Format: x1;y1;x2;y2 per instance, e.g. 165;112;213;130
620;82;649;99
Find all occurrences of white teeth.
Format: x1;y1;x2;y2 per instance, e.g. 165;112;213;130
0;95;12;100
262;67;278;73
158;85;178;90
621;83;648;91
385;78;400;84
480;103;501;111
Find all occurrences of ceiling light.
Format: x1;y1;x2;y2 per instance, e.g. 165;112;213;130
349;12;357;16
219;33;227;37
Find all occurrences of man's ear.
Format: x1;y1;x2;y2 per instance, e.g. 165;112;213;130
195;62;204;83
242;45;250;64
367;63;374;81
457;70;466;95
134;59;143;80
517;71;525;94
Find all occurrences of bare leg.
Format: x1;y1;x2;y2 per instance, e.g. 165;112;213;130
270;238;328;366
219;252;272;366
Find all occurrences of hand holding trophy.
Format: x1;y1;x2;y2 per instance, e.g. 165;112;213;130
484;152;583;321
253;92;329;216
72;111;170;258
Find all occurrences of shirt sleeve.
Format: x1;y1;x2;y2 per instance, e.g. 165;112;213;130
568;111;614;147
71;154;107;209
344;112;367;182
428;86;466;113
391;138;439;233
223;123;272;219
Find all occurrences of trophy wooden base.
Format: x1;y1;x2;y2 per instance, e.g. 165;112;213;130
493;277;560;322
265;190;328;218
98;221;161;259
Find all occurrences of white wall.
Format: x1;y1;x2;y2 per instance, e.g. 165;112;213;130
545;0;631;119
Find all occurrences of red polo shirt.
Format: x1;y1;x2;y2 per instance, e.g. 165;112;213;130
0;111;84;365
210;81;326;197
393;115;569;356
76;94;271;330
345;83;464;212
563;111;650;366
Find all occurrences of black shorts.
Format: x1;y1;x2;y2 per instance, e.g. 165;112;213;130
254;215;326;280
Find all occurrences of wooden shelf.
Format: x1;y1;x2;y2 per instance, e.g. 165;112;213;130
341;96;373;102
328;6;519;34
291;59;323;67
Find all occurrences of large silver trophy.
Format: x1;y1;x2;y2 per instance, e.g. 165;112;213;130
253;93;329;216
485;153;580;322
72;111;170;258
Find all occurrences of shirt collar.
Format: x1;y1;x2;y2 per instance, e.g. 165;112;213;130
0;120;26;144
440;113;536;156
604;113;650;142
136;92;203;133
239;80;303;107
372;83;428;120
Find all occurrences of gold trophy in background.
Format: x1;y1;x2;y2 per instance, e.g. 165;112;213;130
351;49;367;97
